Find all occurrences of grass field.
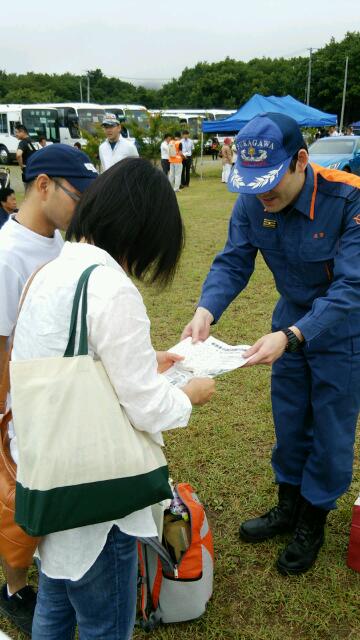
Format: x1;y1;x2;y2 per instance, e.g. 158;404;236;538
1;162;360;639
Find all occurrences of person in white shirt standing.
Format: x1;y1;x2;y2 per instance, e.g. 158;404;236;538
160;133;171;176
0;144;98;637
181;130;195;187
99;114;138;172
11;157;215;640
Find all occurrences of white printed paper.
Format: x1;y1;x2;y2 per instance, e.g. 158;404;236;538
164;336;252;387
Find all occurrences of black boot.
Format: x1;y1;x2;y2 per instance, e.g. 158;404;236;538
276;500;329;575
239;483;301;543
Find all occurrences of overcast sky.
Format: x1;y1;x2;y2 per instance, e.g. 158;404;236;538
2;0;358;85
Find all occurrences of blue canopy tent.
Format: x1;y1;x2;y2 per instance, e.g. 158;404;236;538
199;94;337;178
201;94;337;133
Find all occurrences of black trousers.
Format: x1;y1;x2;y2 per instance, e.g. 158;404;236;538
181;157;192;186
161;159;170;176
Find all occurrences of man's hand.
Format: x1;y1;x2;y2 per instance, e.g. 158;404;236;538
181;307;214;343
243;331;288;366
156;351;184;373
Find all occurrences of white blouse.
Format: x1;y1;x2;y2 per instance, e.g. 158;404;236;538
12;241;192;580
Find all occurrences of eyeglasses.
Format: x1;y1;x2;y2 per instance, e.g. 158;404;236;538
52;178;81;203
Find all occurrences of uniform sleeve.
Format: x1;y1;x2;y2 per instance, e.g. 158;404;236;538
296;191;360;341
87;272;192;435
0;261;23;337
199;198;258;322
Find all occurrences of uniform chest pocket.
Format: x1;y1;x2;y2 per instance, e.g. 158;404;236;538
248;227;281;251
296;236;338;286
299;236;338;262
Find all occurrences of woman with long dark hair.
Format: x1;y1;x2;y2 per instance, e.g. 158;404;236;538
12;158;215;639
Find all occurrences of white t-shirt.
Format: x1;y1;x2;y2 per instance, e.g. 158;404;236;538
98;137;139;172
0;217;64;337
160;140;169;160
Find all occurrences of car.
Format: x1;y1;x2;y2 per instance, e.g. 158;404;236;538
308;136;360;175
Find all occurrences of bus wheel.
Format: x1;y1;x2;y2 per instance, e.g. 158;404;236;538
0;146;9;164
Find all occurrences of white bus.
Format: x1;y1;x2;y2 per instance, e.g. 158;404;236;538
102;104;149;139
148;109;236;139
102;104;149;125
148;111;206;139
51;103;106;144
0;104;59;164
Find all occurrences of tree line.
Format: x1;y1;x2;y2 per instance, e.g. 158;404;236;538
1;32;359;123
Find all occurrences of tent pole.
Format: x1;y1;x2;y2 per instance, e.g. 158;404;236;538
339;56;349;133
200;132;204;180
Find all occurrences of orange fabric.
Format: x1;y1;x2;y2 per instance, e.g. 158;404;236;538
309;163;360;221
176;483;211;579
151;556;163;609
169;140;183;164
137;542;148;621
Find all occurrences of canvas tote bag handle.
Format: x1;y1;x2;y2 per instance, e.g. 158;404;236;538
64;263;100;358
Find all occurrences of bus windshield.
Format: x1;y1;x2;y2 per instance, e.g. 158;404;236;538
214;113;230;120
21;108;60;142
77;109;105;133
124;109;150;129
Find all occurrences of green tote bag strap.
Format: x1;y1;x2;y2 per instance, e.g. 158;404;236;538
64;264;100;358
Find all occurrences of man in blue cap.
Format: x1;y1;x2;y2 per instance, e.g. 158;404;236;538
0;143;98;634
182;113;360;575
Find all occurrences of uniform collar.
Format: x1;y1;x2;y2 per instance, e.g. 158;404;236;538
291;164;316;219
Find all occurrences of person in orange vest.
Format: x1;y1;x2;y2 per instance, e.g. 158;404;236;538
168;132;184;193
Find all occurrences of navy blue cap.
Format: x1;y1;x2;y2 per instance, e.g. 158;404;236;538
24;143;98;192
228;113;305;195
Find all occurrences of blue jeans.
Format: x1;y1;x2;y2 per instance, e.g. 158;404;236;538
32;526;138;640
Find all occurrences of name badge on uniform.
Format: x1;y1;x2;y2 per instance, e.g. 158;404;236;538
263;218;277;229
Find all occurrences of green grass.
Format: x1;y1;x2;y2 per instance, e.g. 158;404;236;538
2;163;360;639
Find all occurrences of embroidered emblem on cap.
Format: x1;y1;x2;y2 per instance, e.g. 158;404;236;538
230;168;245;188
241;147;268;163
247;165;283;190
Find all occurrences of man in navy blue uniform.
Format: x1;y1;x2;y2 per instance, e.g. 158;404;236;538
182;113;360;575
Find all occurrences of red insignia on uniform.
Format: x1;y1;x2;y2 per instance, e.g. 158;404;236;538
353;214;360;225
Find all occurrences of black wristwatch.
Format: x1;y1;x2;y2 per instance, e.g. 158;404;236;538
281;328;302;353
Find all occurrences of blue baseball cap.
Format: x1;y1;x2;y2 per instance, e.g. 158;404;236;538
228;113;305;195
24;143;98;192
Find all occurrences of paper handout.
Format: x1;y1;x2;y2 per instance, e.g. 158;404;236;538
164;336;252;387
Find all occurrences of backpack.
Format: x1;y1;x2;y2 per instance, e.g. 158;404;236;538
168;141;177;158
137;482;214;631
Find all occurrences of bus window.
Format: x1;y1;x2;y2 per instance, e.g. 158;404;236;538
21;109;60;142
186;116;203;138
124;109;150;130
57;107;81;139
77;109;105;134
0;114;7;134
105;108;125;120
